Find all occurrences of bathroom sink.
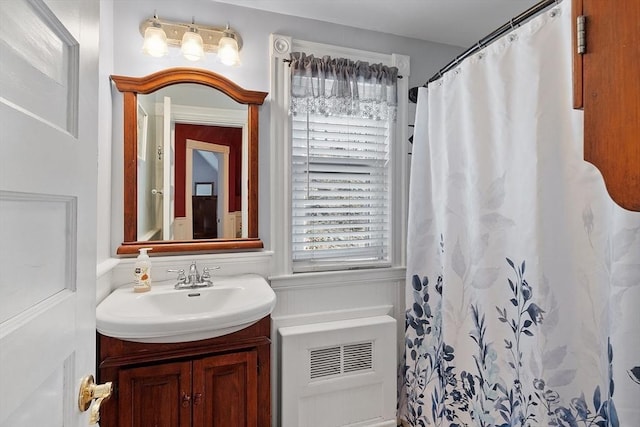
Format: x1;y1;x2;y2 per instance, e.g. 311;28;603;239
96;274;276;343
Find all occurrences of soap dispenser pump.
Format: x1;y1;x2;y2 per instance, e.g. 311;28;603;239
133;247;152;293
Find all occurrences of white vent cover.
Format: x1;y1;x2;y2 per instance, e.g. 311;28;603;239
344;342;374;373
310;342;374;380
310;346;342;379
279;315;396;427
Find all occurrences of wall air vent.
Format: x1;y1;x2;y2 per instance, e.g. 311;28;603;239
344;342;373;373
310;346;341;379
309;341;373;380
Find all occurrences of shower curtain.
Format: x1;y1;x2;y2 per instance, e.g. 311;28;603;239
401;2;640;426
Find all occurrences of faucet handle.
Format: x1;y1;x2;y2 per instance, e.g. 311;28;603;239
167;268;187;283
201;266;220;282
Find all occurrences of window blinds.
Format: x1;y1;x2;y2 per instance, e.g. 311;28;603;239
291;111;391;270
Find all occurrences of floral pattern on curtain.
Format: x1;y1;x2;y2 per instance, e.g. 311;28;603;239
289;52;398;120
401;2;640;426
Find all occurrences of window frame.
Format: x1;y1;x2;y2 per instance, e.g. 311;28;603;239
269;34;410;276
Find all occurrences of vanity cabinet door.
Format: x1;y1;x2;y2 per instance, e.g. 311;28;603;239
118;361;192;427
193;350;259;427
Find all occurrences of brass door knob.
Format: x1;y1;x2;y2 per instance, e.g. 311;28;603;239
78;375;112;425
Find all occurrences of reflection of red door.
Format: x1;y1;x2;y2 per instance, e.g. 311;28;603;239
175;124;242;217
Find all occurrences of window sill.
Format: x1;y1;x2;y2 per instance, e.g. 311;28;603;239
269;265;406;290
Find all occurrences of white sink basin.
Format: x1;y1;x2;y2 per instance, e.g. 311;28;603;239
96;274;276;343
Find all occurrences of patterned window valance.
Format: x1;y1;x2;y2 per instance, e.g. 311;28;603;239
289;52;398;120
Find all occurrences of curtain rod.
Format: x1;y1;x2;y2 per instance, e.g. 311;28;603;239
410;0;560;100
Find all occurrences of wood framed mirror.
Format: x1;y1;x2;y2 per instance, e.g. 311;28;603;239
111;68;267;255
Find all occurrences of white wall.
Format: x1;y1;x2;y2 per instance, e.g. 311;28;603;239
100;0;464;423
105;0;464;259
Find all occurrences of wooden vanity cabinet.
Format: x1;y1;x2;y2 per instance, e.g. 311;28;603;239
97;316;270;427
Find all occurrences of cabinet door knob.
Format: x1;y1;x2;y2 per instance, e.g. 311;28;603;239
193;392;203;406
181;393;191;407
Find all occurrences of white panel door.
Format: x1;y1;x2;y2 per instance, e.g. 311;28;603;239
0;0;99;426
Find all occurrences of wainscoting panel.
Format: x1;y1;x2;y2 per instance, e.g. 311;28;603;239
270;267;405;426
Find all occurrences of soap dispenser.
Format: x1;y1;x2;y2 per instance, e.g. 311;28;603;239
133;247;152;293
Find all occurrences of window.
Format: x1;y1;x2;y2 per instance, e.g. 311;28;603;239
291;103;393;271
269;35;409;275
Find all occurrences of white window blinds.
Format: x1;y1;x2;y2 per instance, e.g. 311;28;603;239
287;53;398;272
291;110;392;271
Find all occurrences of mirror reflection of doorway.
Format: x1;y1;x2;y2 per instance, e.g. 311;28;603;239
192;151;220;239
185;140;231;239
173;122;244;241
138;89;249;243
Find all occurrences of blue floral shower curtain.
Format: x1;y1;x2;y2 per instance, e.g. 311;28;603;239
401;2;640;426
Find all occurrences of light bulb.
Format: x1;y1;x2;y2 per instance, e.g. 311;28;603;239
181;29;204;61
142;24;168;57
217;35;240;66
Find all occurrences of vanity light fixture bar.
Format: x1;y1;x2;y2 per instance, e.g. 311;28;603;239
140;15;243;64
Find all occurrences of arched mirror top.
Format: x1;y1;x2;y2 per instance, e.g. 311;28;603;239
111;68;268;256
111;67;268;105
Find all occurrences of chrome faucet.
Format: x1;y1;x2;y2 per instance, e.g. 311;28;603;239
168;262;219;289
187;262;200;285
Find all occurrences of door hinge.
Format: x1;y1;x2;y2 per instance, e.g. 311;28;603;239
577;15;586;54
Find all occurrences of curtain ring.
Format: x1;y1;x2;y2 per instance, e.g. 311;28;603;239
476;42;485;59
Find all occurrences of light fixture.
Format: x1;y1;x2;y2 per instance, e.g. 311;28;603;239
139;15;242;64
217;26;241;66
141;15;168;58
181;20;204;61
